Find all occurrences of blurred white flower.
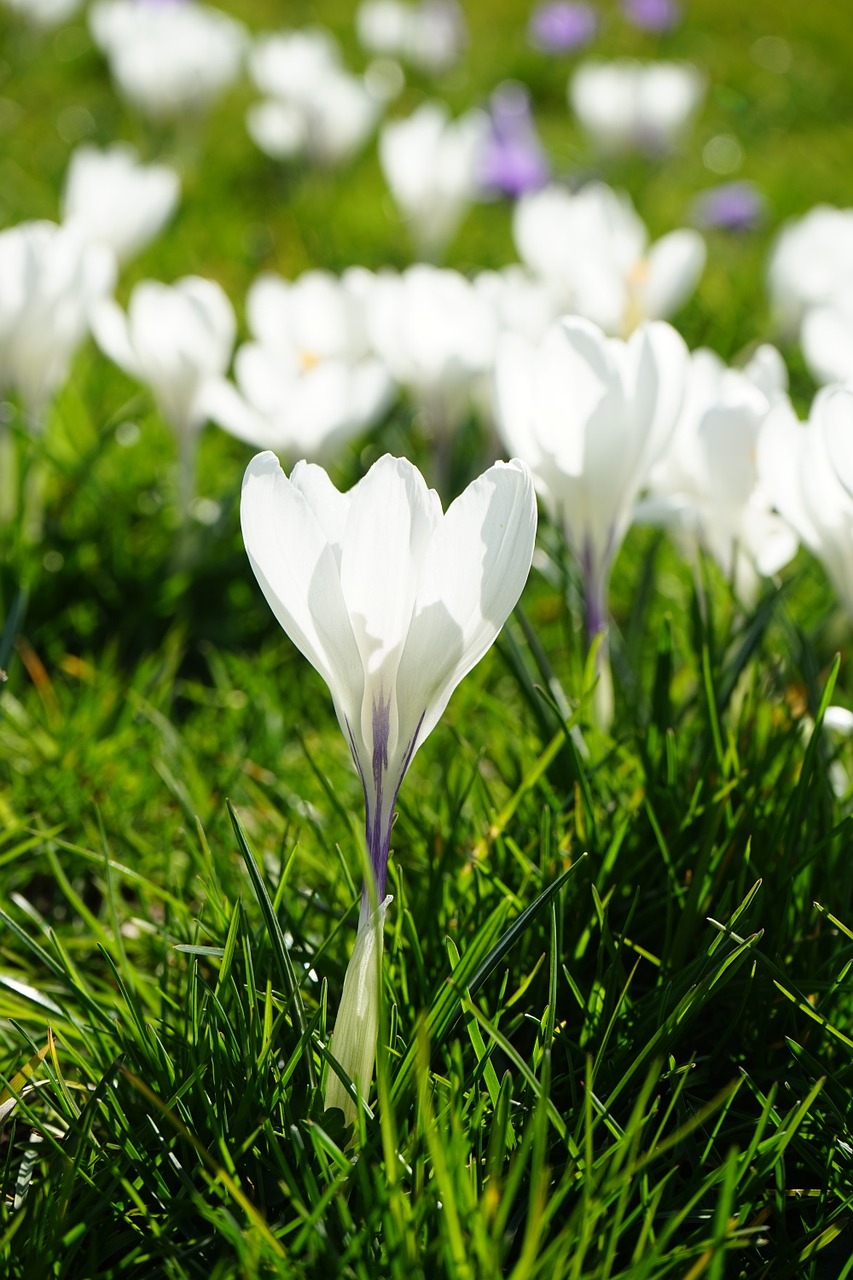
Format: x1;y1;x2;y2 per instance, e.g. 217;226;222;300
366;265;498;436
356;0;465;75
247;29;381;166
0;221;115;421
92;275;235;511
800;299;853;386
472;266;563;426
514;182;705;335
89;0;247;119
767;205;853;337
758;385;853;617
569;59;705;154
638;344;797;601
240;449;537;1118
473;266;562;345
61;144;180;267
1;0;81;25
378;102;489;258
494;316;687;721
206;269;393;459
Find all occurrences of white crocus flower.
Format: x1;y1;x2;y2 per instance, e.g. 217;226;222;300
569;58;705;154
1;0;80;25
241;450;537;1119
356;0;466;75
494;316;687;723
365;265;498;441
247;29;380;167
758;385;853;618
0;221;116;422
800;299;853;386
92;276;235;514
206;268;393;459
379;102;489;259
473;266;563;345
514;182;705;336
61;144;180;267
767;205;853;338
89;0;247;120
639;344;797;601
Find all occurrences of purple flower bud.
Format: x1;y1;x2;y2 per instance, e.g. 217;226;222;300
693;181;765;233
621;0;680;32
528;1;598;54
479;82;550;198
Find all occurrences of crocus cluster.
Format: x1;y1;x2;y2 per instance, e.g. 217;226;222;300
247;29;383;167
6;0;853;1127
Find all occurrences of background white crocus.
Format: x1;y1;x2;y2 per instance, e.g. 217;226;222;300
513;182;705;336
206;268;393;459
241;450;537;1119
494;316;687;723
758;385;853;618
766;204;853;338
247;29;381;167
92;275;235;516
378;101;489;259
638;344;797;602
0;220;116;423
61;144;180;268
356;0;466;74
89;0;247;120
800;299;853;386
569;58;706;154
1;0;81;25
365;265;498;455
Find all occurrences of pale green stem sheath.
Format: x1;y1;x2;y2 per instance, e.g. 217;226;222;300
593;638;614;732
0;419;15;526
325;894;391;1124
22;451;47;546
177;428;198;529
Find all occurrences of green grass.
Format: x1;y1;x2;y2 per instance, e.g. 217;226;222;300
2;0;853;1276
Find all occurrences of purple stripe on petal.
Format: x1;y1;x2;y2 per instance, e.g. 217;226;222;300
350;701;427;923
581;536;608;645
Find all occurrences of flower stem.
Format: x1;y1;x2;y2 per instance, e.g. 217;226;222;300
325;895;391;1124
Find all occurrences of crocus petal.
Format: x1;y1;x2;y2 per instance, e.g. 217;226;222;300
91;297;144;381
339;456;442;758
821;385;853;497
636;321;689;462
756;398;821;549
397;459;537;749
641;229;705;320
801;305;853;386
240;452;363;723
289;460;352;553
201;376;276;448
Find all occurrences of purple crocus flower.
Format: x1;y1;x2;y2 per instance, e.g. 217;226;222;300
693;182;765;233
479;82;550;198
621;0;680;32
528;1;598;54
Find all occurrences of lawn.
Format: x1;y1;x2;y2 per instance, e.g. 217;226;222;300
1;1;853;1276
